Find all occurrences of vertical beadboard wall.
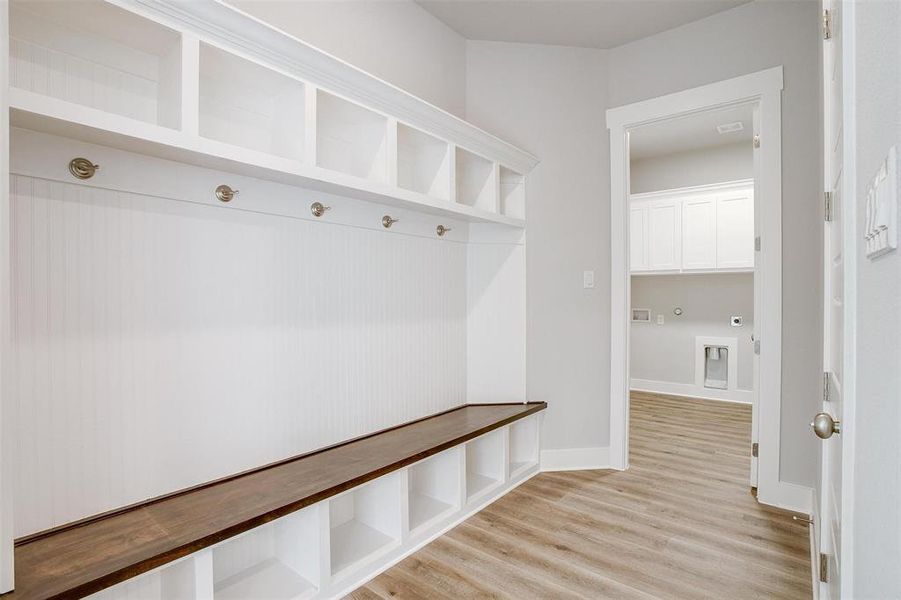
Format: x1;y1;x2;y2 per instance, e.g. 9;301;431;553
9;130;475;537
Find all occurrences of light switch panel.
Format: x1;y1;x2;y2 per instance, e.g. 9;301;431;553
656;314;664;325
865;145;898;260
583;270;595;289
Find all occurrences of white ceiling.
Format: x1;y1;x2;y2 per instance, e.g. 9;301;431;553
416;0;752;50
629;104;754;159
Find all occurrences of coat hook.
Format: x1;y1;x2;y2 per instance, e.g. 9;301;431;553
311;202;331;218
215;184;238;203
382;215;399;229
68;158;99;180
436;225;452;237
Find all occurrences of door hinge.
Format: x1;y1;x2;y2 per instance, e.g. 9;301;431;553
823;9;833;40
754;236;761;251
820;553;830;583
824;372;830;402
751;442;759;458
753;134;761;149
825;190;834;222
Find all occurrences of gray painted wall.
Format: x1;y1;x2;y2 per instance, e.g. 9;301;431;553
630;142;752;194
850;1;901;596
225;0;468;117
631;274;754;391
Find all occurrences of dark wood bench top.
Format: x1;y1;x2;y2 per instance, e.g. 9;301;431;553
4;402;546;600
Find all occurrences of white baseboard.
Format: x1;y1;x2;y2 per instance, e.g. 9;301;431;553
758;480;813;515
541;447;610;471
631;378;753;404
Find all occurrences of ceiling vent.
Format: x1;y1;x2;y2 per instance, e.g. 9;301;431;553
716;121;744;134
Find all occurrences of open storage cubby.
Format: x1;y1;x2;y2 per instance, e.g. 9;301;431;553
212;506;320;600
465;429;506;502
396;123;450;200
199;43;306;161
455;147;497;213
508;415;539;477
316;90;388;183
89;557;198;600
8;0;182;128
329;472;402;579
499;166;526;219
408;448;461;534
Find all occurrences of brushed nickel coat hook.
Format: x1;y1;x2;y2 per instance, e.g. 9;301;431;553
68;158;99;180
311;202;331;218
215;184;239;203
382;215;399;229
436;225;452;237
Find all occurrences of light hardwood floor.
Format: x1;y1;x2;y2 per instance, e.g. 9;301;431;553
348;392;811;599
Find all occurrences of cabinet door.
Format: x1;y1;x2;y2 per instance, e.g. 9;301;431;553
716;188;755;269
681;196;717;270
647;199;681;271
630;203;648;272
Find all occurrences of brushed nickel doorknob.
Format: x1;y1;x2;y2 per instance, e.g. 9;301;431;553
811;412;840;439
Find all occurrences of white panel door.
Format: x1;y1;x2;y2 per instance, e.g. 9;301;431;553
647;199;681;271
681;196;717;270
629;203;648;272
716;188;755;269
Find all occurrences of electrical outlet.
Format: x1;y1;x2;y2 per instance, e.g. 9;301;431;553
583;270;595;289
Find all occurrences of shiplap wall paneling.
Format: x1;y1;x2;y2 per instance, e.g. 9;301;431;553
395;123;450;200
499;166;525;219
316;89;388;183
9;130;469;537
211;505;321;600
455;146;497;213
198;42;305;161
328;472;403;581
508;414;539;477
9;1;182;128
464;429;507;504
407;447;462;535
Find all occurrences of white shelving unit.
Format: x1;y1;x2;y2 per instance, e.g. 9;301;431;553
328;473;402;580
465;429;506;503
199;43;306;161
499;166;525;219
213;507;321;600
397;123;450;200
509;415;539;477
316;90;388;183
9;0;182;128
89;557;199;600
408;448;462;534
456;146;497;213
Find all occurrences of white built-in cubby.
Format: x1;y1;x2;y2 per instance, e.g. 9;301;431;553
212;507;321;600
328;473;402;580
456;147;497;213
408;448;462;534
316;90;388;183
8;0;182;128
199;43;306;161
465;429;506;503
89;557;200;600
396;123;451;200
508;415;540;477
499;166;526;219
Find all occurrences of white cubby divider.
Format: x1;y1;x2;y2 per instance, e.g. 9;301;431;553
316;90;389;183
509;414;540;478
465;428;507;503
9;0;182;128
455;146;498;213
328;472;403;580
211;505;321;600
407;447;463;535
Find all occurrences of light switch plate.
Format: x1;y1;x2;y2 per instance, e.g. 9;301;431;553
865;145;898;260
583;270;595;289
656;314;664;325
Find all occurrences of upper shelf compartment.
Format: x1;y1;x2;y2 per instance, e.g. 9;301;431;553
199;43;306;161
397;123;451;201
456;147;497;213
9;0;182;128
316;91;388;183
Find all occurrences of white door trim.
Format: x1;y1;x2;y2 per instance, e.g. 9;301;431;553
606;67;787;507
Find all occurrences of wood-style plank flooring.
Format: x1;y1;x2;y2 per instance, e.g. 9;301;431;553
348;392;811;599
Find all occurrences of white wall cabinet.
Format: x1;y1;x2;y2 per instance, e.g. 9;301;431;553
630;181;754;275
